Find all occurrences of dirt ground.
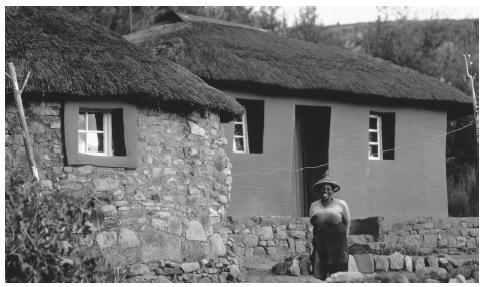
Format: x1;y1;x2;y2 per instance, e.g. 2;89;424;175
242;257;323;283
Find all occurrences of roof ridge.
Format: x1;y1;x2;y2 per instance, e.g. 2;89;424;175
161;11;267;32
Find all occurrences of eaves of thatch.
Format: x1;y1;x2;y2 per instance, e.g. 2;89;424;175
125;11;473;113
5;7;244;121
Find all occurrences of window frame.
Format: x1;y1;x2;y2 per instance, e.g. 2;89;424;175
233;112;249;153
64;101;137;168
368;113;382;160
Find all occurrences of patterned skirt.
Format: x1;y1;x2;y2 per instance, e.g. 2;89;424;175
311;221;348;280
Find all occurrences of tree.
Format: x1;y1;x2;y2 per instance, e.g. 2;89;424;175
287;6;321;43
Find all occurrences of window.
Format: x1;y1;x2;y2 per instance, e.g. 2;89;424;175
233;113;249;153
233;99;264;154
64;101;137;168
368;111;395;160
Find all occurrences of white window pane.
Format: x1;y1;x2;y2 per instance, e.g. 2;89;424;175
88;112;104;131
87;133;104;153
369;117;377;129
369;132;378;143
78;113;86;130
78;133;86;153
234;124;243;136
235;137;245;151
369;145;379;158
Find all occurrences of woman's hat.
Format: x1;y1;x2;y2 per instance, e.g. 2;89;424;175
312;170;340;192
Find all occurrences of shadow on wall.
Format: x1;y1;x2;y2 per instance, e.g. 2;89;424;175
350;217;382;240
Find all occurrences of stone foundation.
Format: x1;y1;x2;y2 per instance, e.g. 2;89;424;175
224;216;479;264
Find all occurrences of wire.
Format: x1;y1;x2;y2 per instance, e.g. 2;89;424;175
231;120;475;177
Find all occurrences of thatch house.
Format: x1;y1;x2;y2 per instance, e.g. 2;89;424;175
5;7;244;270
126;11;473;219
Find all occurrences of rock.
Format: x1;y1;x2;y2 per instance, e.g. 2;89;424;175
414;256;425;272
272;262;290;275
75;165;94;175
180;262;200;273
425;255;439;267
168;218;183;236
423;234;437;247
466;238;477;248
152;218;168;230
438;257;449;266
275;230;287;239
188;121;206;136
299;255;312;275
119;228;141;248
418;267;448;281
326;271;364;283
157;275;171;283
389;252;405;270
374;255;389;271
101;204;117;216
287;257;300;276
207;233;227;257
205;268;218;274
425;279;440;283
449;274;465;283
456;236;467;247
295;240;306;253
93;177;119;191
348;255;358;272
255;226;273;241
404;256;413;272
186;221;207;241
228;265;241;281
40;179;52;189
266;247;277;256
142;271;156;281
289;230;306;238
242;234;259;247
128;264;150;276
96;231;117;249
353;254;374;274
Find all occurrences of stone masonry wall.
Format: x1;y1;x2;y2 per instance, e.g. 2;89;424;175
5;100;241;282
379;216;479;255
224;216;479;263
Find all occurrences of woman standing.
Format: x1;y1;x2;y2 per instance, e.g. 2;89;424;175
309;171;350;280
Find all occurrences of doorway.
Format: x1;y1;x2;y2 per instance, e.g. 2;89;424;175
293;105;331;216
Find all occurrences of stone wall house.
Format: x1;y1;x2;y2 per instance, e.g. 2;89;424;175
5;6;244;273
126;11;474;219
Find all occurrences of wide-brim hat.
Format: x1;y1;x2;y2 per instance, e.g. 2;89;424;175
312;171;340;192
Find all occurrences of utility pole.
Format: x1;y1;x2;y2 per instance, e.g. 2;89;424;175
463;53;478;143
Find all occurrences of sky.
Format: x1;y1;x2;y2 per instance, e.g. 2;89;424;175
278;6;479;26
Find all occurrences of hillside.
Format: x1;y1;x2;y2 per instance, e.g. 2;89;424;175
318;19;479;95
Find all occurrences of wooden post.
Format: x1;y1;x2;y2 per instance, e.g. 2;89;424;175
463;54;478;142
6;62;39;181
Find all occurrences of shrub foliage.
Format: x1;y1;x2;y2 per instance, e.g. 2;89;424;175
5;174;117;283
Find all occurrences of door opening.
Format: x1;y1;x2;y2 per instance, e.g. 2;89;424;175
293;106;331;216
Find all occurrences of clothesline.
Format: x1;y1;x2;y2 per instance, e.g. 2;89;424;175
231;120;475;177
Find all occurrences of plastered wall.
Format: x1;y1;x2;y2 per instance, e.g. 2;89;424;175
222;89;448;218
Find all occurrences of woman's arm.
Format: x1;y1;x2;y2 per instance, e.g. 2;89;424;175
340;200;351;237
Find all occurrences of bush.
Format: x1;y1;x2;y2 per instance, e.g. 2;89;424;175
5;173;120;282
448;163;478;217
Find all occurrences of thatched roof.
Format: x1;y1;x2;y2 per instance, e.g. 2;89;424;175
125;12;472;110
5;7;244;120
